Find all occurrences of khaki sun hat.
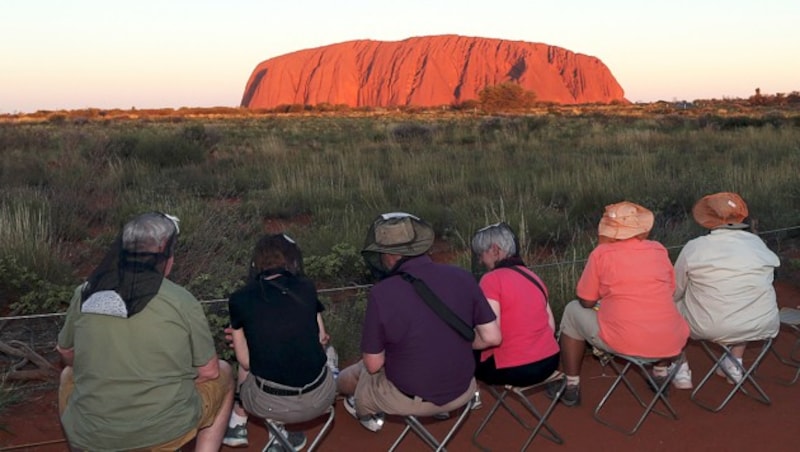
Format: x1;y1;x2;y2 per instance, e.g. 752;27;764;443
692;192;749;229
362;212;435;275
597;201;655;240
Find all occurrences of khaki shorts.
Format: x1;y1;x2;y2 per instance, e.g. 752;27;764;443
240;367;336;424
559;299;616;353
59;365;232;452
353;361;477;417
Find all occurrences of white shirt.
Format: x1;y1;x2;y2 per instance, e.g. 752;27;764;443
674;228;780;343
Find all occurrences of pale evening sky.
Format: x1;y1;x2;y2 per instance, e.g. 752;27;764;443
1;0;798;113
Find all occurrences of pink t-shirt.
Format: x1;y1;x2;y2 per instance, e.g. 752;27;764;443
577;239;688;358
479;266;559;368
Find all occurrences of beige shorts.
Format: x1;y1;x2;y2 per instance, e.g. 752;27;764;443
353;361;477;417
240;366;336;425
59;364;232;452
559;299;616;353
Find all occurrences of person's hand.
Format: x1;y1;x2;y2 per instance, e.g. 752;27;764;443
319;331;330;346
224;326;235;349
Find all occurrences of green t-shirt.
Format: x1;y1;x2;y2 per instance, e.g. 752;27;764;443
58;279;216;450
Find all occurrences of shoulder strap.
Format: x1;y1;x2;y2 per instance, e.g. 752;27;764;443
505;266;548;302
398;272;475;342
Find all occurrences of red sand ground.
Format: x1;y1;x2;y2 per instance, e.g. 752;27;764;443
2;281;799;452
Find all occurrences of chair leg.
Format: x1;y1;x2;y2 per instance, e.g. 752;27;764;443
515;378;565;450
593;356;678;435
691;340;772;412
769;325;800;385
390;399;474;452
307;406;335;452
472;377;565;452
263;404;335;452
472;386;510;452
263;421;296;452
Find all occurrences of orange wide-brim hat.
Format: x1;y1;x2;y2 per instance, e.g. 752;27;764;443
692;192;749;229
597;201;655;240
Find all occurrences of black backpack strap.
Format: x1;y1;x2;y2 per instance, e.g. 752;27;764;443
505;266;548;302
398;272;475;342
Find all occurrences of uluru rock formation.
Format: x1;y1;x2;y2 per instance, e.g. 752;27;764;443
241;35;626;109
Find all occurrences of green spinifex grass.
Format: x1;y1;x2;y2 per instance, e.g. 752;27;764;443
1;114;798;359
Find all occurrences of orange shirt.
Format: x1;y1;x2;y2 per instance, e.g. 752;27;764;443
577;239;688;358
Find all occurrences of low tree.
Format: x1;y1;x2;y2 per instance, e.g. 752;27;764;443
478;82;537;112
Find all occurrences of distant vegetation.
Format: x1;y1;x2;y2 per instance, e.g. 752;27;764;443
2;101;799;361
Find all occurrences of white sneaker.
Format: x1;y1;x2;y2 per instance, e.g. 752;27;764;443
343;396;385;432
669;362;693;389
715;357;744;384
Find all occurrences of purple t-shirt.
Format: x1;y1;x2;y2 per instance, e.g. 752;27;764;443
361;255;496;405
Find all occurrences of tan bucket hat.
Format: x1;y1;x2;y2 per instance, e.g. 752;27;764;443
362;212;435;274
692;192;749;229
597;201;655;240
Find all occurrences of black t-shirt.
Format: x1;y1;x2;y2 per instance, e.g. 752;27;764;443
228;273;326;386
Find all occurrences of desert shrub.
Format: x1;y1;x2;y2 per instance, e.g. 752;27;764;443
388;122;435;145
130;132;208;167
320;291;368;363
0;256;74;314
478;82;537;112
0;200;72;283
452;99;480;111
0;379;21;426
305;243;370;286
0;152;48;188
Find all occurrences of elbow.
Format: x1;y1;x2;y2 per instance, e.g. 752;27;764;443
198;367;220;381
487;332;502;347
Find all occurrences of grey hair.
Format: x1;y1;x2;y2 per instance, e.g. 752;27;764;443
122;212;179;254
471;223;517;256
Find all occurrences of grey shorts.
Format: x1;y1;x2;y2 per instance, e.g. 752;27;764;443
240;366;336;424
559;299;616;353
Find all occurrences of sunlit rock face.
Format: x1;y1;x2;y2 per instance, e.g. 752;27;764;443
241;35;626;108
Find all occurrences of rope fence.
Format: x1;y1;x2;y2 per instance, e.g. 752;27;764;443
1;225;798;323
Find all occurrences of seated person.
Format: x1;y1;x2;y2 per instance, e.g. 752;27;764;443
555;201;689;406
57;212;233;451
672;192;780;388
471;222;560;387
337;212;501;431
223;233;336;450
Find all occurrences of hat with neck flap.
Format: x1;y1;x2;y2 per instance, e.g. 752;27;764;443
362;212;435;277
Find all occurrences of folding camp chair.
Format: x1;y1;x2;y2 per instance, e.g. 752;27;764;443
690;339;773;412
769;307;800;385
472;372;565;452
263;405;335;452
389;398;474;452
593;353;680;435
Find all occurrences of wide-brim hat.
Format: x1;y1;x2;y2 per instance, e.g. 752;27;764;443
362;212;434;274
597;201;654;240
692;192;749;229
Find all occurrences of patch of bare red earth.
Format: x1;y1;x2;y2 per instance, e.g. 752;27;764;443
3;281;799;451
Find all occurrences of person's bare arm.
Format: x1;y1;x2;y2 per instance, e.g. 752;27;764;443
473;319;502;349
363;351;385;374
231;328;250;371
317;313;330;346
56;345;74;367
578;297;598;309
